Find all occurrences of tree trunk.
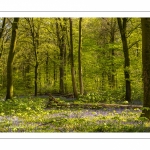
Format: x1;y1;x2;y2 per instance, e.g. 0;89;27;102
32;28;39;96
69;18;78;98
34;62;38;96
53;55;56;87
117;18;131;102
109;18;116;89
56;18;65;94
0;18;6;59
78;18;84;95
6;18;19;100
45;51;49;83
141;18;150;119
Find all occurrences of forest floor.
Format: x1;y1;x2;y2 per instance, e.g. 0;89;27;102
0;95;148;132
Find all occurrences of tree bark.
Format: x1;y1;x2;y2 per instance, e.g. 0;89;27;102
34;61;38;96
78;18;84;95
45;51;49;83
117;18;131;102
69;18;78;98
0;18;6;59
56;18;65;94
141;18;150;119
53;55;57;87
6;18;19;100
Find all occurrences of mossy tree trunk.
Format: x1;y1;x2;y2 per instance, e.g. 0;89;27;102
141;18;150;119
69;18;78;98
117;18;131;102
56;18;66;94
6;18;19;100
78;18;84;95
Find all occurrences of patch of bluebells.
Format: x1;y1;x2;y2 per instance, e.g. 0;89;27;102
0;107;143;132
49;108;141;118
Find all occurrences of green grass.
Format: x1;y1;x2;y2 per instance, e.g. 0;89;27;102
0;96;149;132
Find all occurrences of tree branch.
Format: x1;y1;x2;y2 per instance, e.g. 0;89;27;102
128;40;141;50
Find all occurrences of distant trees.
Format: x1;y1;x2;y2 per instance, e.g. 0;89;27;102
6;18;19;100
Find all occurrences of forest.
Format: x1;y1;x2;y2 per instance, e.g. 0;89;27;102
0;17;150;132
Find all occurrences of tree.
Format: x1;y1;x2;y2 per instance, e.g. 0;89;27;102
108;18;117;89
6;18;19;100
117;18;131;102
55;18;66;94
78;18;84;95
141;18;150;119
69;18;78;98
26;18;41;96
0;18;6;59
99;18;118;89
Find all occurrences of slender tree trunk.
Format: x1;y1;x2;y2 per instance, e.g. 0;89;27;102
101;72;105;91
117;18;131;102
108;33;115;89
64;37;67;93
109;18;116;89
0;18;6;59
39;67;42;94
59;49;64;94
45;51;49;83
53;55;56;87
69;18;78;98
34;61;38;96
56;18;65;94
33;30;39;96
78;18;84;95
6;18;19;100
141;18;150;119
63;19;68;94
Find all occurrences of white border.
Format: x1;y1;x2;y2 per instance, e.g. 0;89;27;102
0;11;150;17
0;0;149;17
0;133;150;139
0;0;149;12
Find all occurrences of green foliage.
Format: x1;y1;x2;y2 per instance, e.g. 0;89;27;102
0;97;46;116
77;89;130;104
0;97;147;132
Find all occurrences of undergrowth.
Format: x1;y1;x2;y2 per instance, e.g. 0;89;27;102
0;96;148;132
